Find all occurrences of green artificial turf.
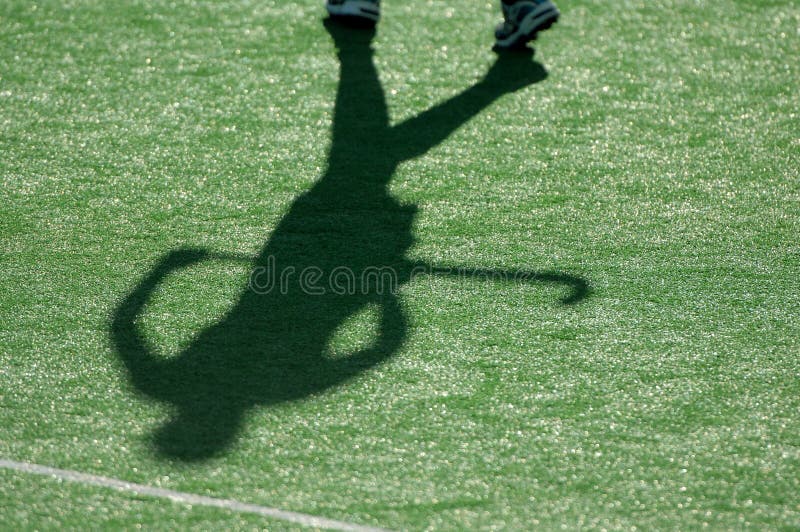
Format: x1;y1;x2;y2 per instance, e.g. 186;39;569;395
0;468;303;530
2;0;799;529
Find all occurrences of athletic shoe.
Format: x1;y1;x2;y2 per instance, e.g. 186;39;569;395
326;0;381;24
494;0;559;49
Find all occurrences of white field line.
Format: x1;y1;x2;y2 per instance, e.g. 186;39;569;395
0;458;390;532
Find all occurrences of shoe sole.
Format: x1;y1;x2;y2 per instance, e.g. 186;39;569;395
326;1;380;23
495;7;559;49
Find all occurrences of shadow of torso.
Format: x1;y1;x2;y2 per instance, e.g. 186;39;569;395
170;173;416;404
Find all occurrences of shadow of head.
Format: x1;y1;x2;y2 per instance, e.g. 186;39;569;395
154;406;243;461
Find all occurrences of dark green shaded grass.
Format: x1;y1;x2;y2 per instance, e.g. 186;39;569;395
2;0;799;529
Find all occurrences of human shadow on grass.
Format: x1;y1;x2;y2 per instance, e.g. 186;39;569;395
111;19;590;461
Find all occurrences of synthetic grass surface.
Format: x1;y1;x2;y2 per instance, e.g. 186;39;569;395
2;0;799;529
0;468;302;530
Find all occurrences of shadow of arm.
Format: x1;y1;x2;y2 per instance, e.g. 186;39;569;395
110;248;211;396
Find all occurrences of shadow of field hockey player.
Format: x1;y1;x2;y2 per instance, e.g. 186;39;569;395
112;16;587;460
